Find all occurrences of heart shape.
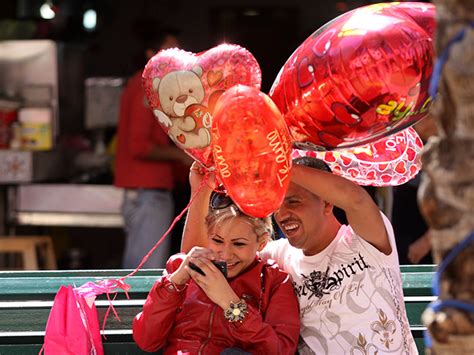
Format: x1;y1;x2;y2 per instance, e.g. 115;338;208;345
366;171;377;180
406;147;416;162
395;161;407;174
143;44;261;167
207;70;223;87
340;155;352;167
324;152;336;163
270;3;435;149
291;127;423;187
348;168;359;178
177;134;186;144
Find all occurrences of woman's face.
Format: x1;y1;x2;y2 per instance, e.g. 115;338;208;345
207;215;267;278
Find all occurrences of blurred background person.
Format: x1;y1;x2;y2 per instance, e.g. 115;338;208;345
114;27;192;269
391;116;437;264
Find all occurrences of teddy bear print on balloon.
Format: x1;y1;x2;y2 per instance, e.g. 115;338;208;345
143;2;436;207
143;44;262;168
151;66;213;149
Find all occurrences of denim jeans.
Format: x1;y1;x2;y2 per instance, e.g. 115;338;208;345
121;189;174;269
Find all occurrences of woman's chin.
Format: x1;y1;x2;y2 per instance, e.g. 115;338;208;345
227;263;240;278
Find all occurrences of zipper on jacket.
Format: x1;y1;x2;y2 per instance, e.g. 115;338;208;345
198;304;218;354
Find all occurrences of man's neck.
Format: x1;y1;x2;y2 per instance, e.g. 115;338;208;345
303;217;341;256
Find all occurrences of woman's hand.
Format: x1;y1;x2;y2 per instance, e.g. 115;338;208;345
169;247;217;286
185;257;240;309
189;161;218;193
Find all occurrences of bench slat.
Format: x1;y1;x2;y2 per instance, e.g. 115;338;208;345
0;267;435;354
0;342;153;354
0;306;142;332
0;269;434;298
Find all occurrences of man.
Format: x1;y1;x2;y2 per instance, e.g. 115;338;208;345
392;117;437;265
115;30;191;268
182;157;417;354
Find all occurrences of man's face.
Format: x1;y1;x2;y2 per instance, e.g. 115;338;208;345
274;182;327;253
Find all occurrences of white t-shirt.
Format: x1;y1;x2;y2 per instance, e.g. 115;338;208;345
260;214;418;355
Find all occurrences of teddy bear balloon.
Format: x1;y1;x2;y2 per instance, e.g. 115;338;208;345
143;44;262;168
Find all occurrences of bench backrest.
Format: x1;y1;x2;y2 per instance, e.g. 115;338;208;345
0;266;435;354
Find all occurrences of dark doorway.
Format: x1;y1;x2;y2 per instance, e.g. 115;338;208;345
210;6;300;93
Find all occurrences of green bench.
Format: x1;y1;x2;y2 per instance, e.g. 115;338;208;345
0;266;435;354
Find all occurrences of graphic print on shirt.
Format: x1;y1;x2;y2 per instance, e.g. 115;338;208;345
275;219;418;354
370;308;396;349
350;333;378;355
293;252;370;301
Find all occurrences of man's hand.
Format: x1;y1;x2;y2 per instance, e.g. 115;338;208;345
407;231;431;264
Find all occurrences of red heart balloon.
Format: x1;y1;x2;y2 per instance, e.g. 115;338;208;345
143;44;261;167
292;126;423;186
212;85;292;218
270;2;435;149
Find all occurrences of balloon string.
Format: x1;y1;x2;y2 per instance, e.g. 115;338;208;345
121;172;210;279
100;292;119;340
72;171;211;338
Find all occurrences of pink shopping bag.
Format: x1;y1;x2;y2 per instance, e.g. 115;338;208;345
42;285;104;355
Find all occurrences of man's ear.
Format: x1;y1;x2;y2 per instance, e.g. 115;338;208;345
323;201;334;215
257;234;269;252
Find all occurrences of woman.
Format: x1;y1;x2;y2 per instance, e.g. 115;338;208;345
132;191;300;354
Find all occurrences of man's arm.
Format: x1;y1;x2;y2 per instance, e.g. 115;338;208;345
292;164;391;254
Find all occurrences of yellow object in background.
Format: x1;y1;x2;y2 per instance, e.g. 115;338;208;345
18;107;53;150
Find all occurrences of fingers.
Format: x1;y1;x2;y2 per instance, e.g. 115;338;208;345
408;248;421;264
186;257;223;285
408;253;417;264
188;257;214;276
190;161;201;172
185;265;206;287
188;247;217;260
190;161;206;174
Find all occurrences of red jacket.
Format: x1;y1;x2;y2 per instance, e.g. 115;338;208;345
133;255;300;354
114;71;174;189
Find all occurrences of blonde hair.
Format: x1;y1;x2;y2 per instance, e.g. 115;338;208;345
205;205;273;242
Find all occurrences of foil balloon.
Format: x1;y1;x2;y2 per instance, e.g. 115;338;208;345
143;44;262;167
212;85;292;218
292;126;423;186
270;2;435;150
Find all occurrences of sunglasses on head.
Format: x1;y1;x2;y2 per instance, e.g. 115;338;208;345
210;192;234;210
